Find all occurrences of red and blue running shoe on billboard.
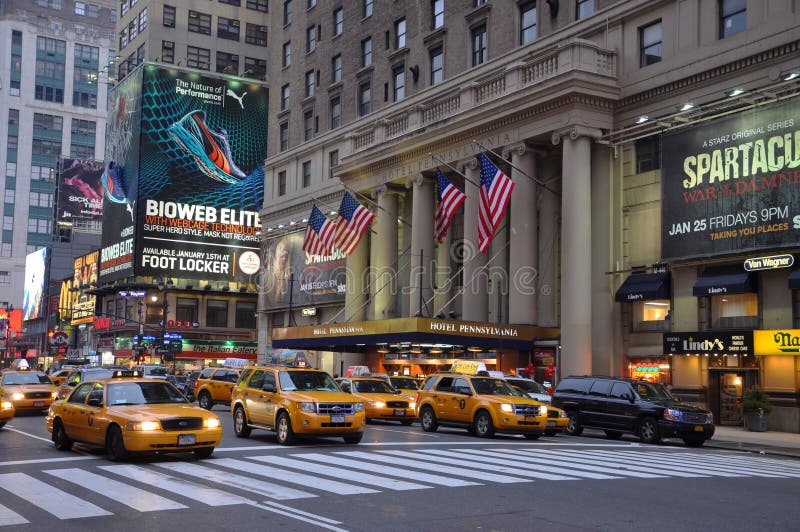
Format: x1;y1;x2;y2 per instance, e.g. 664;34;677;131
168;110;247;184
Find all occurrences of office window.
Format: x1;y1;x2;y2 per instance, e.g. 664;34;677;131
283;0;292;25
331;54;342;83
278;169;287;194
218;17;240;41
29;191;53;208
75;2;85;15
304;69;315;97
329;150;339;178
6;163;16;178
471;24;487;66
720;0;746;38
282;41;291;67
358;82;371;116
1;218;10;231
187;46;211;70
7;136;18;152
395;18;406;48
5;191;15;203
307;0;316;8
280;84;290;110
333;7;343;36
34;113;63;132
330;96;341;129
87;3;98;17
432;0;444;29
70;144;94;159
244;57;266;78
474;0;486;5
71;118;95;137
163;4;175;27
639;21;662;67
206;300;228;327
1;245;11;257
220;0;241;5
32;139;61;157
7;109;18;126
363;0;373;18
279;123;289;151
246;23;268;46
361;37;372;67
576;0;595;19
520;2;537;44
161;40;174;63
31;166;55;180
636;137;661;173
235;301;256;329
216;51;239;75
27;218;51;234
302;160;311;187
138;8;148;32
303;110;313;141
176;298;198;323
392;65;405;101
306;25;316;53
430;47;443;84
247;0;267;11
188;11;211;35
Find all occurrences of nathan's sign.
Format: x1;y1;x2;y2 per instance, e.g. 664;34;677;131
663;331;752;355
754;329;800;355
662;98;800;261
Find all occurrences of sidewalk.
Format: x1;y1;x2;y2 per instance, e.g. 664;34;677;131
705;425;800;458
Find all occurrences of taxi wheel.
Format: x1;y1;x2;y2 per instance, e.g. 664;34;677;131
419;406;438;432
275;412;295;445
566;412;583;436
198;391;213;410
343;433;363;444
400;420;413;426
473;410;495;438
233;406;251;438
0;422;5;429
106;425;128;461
194;447;214;459
638;417;661;444
52;419;73;451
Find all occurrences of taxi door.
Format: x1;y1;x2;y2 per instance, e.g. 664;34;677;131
432;377;455;418
243;370;269;425
82;383;106;445
60;382;94;442
449;377;474;423
261;371;279;426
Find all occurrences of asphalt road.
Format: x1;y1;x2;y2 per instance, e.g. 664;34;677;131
2;407;799;532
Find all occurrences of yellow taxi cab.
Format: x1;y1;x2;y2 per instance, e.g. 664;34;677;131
0;398;14;428
231;365;365;445
46;370;222;460
0;370;57;413
194;367;242;410
388;376;422;397
48;368;76;387
337;377;417;425
416;371;549;438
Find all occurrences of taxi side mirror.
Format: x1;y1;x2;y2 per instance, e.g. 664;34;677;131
87;398;102;407
262;382;276;392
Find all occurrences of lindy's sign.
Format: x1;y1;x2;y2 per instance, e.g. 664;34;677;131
754;330;800;355
663;331;752;354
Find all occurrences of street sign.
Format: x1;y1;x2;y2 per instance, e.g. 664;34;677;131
50;332;69;348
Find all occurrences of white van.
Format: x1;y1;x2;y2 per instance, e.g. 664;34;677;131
131;365;169;379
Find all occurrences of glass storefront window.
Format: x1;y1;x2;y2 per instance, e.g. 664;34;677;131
626;358;671;384
632;300;670;332
711;292;758;329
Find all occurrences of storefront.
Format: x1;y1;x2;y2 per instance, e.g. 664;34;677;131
271;317;560;378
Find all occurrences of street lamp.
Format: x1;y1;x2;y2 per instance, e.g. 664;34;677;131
155;277;174;369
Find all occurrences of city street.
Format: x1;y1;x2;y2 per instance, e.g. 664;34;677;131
1;409;799;531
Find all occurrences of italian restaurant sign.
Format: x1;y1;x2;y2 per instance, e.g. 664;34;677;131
661;98;800;261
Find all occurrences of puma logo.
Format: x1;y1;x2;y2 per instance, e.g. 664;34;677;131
226;89;247;109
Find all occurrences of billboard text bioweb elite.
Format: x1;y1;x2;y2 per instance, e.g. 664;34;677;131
100;65;267;283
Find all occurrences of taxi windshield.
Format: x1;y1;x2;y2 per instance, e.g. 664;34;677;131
510;379;547;394
278;370;339;392
353;380;396;394
1;372;51;385
107;382;188;405
390;378;419;390
635;382;674;400
471;378;523;396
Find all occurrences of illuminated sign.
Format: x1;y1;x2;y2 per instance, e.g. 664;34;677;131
744;254;794;271
754;329;800;355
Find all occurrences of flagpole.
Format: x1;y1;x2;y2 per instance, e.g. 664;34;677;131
428;153;480;187
341;184;413;228
472;139;560;196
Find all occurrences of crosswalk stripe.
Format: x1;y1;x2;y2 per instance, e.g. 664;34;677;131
0;503;28;526
661;452;800;478
553;449;735;478
338;451;531;484
0;473;112;519
291;452;479;487
505;449;707;478
155;462;317;500
564;449;753;478
604;451;789;478
679;452;800;474
250;455;430;491
220;458;378;495
98;465;252;506
409;449;594;480
376;449;578;481
43;468;189;512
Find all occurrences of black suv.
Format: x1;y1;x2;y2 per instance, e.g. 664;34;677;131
551;376;714;447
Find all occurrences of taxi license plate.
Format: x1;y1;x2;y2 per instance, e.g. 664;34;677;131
331;414;345;423
178;434;196;446
547;420;556;427
394;409;405;416
34;401;45;407
694;425;704;432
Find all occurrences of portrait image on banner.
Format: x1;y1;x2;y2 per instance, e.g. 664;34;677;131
71;250;99;325
136;66;267;282
661;98;800;261
57;158;105;222
23;248;49;321
263;232;347;310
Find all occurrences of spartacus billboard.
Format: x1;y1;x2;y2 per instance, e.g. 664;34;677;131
100;64;267;283
661;97;800;261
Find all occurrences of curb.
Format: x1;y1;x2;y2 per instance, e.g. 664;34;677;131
703;441;800;459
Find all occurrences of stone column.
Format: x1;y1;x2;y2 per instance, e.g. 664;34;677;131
407;174;435;317
504;142;538;325
461;157;488;322
552;126;601;378
537;156;560;328
370;185;399;320
434;231;452;317
344;229;369;322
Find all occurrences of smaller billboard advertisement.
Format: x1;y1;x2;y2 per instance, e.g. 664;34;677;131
57;158;105;222
263;231;347;310
70;250;99;325
23;248;49;321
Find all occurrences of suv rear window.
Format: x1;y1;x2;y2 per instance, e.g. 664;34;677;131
200;368;215;379
556;377;591;394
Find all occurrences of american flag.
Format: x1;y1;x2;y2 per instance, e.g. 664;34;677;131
334;192;375;255
434;169;466;243
477;153;515;253
302;204;336;256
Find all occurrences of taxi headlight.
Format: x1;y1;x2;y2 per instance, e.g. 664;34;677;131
664;408;682;422
353;403;364;413
559;410;567;418
11;393;24;401
51;392;58;399
125;421;160;431
299;402;316;413
409;402;416;410
540;406;547;416
500;403;514;413
204;418;221;428
1;401;12;409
